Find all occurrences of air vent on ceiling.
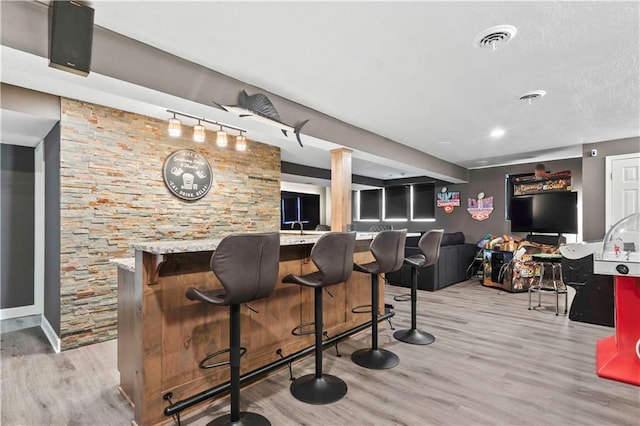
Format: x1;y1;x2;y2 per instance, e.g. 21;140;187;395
473;25;517;50
518;90;547;104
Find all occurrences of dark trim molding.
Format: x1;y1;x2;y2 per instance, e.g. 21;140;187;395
281;161;384;187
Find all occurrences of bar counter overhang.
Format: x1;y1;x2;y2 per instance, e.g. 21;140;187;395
114;232;384;425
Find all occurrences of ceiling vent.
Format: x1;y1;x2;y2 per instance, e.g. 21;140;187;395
518;90;547;104
473;25;517;50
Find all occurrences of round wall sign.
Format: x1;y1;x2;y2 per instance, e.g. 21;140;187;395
162;149;213;201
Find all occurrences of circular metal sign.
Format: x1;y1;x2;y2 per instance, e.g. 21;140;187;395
162;149;213;201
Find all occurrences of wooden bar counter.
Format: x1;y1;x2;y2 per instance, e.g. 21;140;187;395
115;233;381;425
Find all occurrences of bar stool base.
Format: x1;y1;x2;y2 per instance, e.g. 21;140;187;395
207;411;271;426
351;348;399;369
290;374;347;405
393;328;435;345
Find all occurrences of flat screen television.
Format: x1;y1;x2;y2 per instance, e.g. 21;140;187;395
510;191;578;234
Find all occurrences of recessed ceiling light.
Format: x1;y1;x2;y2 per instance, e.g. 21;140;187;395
518;90;547;104
490;128;506;138
438;141;451;145
473;25;517;50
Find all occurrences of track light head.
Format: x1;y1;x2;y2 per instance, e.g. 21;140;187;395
168;112;182;137
193;120;205;143
216;126;228;147
235;132;247;151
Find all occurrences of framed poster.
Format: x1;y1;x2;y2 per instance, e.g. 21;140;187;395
162;149;213;201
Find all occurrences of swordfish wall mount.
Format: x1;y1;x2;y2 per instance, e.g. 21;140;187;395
213;90;309;147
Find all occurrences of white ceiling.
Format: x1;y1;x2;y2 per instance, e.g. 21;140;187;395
86;1;639;169
2;1;639;180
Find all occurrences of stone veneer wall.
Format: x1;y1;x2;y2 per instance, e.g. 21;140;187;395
59;98;280;350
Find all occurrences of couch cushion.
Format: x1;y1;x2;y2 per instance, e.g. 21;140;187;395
441;232;465;246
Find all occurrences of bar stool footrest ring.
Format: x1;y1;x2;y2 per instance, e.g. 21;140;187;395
292;321;320;336
199;346;247;369
393;294;411;302
351;304;372;314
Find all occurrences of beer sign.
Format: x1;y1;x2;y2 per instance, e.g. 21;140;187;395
162;150;213;201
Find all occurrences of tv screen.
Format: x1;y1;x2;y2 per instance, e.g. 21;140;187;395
510;191;577;234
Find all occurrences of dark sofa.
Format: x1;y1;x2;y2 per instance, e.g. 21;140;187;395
386;231;477;291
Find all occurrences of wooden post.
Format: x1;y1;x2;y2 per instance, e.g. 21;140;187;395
330;148;352;231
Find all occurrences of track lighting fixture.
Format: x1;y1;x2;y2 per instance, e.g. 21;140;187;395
216;125;228;147
193;120;205;143
166;110;247;151
235;132;247;151
168;112;182;137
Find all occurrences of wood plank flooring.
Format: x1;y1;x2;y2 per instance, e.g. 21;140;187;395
2;279;638;425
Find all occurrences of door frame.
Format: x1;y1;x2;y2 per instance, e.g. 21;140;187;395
605;152;640;231
0;141;44;321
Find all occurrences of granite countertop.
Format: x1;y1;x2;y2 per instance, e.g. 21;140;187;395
130;232;383;255
109;257;135;272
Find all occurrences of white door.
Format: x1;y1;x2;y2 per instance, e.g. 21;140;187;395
606;153;640;231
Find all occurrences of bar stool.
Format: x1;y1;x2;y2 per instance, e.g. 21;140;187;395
282;232;356;405
528;260;568;315
352;230;407;369
185;232;280;426
393;229;444;345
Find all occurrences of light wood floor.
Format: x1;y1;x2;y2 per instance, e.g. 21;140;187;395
2;279;639;425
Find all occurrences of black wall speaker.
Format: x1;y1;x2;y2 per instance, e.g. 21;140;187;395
49;1;95;77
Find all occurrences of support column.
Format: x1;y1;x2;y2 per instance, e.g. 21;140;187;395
330;148;352;232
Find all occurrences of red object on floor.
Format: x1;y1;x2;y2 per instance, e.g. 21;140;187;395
596;276;640;386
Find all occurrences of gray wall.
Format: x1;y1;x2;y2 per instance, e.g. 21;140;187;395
438;158;583;244
354;157;583;244
1;144;35;309
44;123;60;334
582;136;640;241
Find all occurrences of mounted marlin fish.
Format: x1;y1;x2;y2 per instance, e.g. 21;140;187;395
212;90;309;147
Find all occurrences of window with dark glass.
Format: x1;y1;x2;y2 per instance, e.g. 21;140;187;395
281;196;298;223
384;185;409;219
280;191;320;229
412;183;435;219
359;189;381;220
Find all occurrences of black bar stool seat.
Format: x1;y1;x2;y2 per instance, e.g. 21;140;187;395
352;230;407;369
186;232;280;426
393;229;443;345
282;232;356;405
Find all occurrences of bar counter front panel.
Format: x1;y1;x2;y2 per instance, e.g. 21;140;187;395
118;236;380;426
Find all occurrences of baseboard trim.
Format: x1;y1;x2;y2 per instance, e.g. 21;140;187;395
0;304;39;320
40;315;61;353
0;314;40;333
